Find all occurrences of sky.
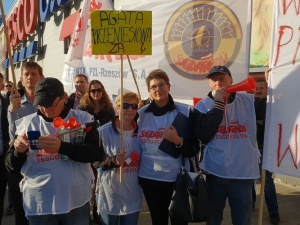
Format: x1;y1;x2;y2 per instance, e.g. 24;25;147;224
1;0;15;16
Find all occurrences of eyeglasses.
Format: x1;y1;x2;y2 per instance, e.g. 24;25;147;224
90;88;102;94
37;97;62;109
149;82;167;90
122;103;138;110
5;85;12;88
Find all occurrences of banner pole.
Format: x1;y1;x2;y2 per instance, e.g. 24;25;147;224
258;169;266;225
0;0;17;89
119;54;124;183
127;57;141;99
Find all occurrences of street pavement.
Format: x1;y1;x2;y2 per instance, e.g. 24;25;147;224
2;179;300;225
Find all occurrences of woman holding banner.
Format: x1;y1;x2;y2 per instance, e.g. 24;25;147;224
95;92;142;225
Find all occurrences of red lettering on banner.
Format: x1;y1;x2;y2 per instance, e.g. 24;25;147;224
274;26;293;66
173;54;229;74
139;128;164;139
277;123;298;168
282;0;300;15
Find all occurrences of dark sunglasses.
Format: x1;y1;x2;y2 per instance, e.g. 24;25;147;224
90;88;102;94
5;85;12;88
122;103;138;110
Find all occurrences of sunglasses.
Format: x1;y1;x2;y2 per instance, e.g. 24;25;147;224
122;103;138;110
90;88;102;94
5;85;12;88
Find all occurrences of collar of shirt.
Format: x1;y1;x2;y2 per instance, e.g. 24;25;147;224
145;94;176;116
21;93;30;104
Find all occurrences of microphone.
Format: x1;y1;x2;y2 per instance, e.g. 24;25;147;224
57;120;100;137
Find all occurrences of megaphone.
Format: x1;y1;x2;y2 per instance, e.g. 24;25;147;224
227;77;256;93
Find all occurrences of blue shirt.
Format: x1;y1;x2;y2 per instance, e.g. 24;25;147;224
8;94;37;141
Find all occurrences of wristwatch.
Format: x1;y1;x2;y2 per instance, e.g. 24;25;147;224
175;137;183;148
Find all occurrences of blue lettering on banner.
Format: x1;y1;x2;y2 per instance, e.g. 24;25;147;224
75;67;87;75
39;0;68;22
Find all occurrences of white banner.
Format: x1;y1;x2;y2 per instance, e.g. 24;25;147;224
263;1;300;177
62;0;252;103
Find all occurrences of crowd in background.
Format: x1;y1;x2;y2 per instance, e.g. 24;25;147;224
0;63;280;225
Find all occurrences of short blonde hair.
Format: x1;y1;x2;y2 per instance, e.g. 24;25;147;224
115;92;140;106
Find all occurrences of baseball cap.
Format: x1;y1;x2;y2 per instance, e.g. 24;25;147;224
207;65;232;78
33;78;64;107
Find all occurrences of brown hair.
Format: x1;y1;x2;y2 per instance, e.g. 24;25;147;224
75;74;88;83
146;69;170;88
80;80;113;112
21;62;43;76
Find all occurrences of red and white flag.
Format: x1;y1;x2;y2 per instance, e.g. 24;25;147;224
64;0;113;68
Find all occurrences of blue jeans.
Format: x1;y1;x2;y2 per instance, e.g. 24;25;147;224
100;211;139;225
206;175;253;225
27;202;90;225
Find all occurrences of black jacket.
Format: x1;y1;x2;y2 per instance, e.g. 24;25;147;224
1;95;9;155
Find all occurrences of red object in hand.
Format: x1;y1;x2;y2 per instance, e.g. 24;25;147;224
125;151;140;164
53;117;63;129
68;117;76;129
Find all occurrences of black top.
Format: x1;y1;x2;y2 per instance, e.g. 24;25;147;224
78;105;115;127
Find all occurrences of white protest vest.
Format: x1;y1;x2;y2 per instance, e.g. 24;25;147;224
16;109;94;216
196;93;260;179
138;103;190;182
97;123;142;215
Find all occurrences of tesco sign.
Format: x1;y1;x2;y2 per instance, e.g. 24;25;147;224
6;0;68;48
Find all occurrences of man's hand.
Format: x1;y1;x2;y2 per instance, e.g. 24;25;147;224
9;89;21;112
14;133;29;153
36;135;61;153
213;87;227;103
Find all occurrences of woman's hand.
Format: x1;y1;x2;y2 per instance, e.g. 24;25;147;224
116;152;126;165
163;125;182;145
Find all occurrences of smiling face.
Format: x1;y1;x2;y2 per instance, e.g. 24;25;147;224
89;83;103;101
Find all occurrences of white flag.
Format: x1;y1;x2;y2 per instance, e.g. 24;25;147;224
64;0;113;68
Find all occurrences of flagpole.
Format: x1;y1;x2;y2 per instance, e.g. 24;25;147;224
0;0;17;89
258;169;266;225
119;54;124;183
109;0;141;100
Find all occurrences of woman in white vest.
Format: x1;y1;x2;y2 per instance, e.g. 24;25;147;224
95;92;142;225
137;69;226;225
